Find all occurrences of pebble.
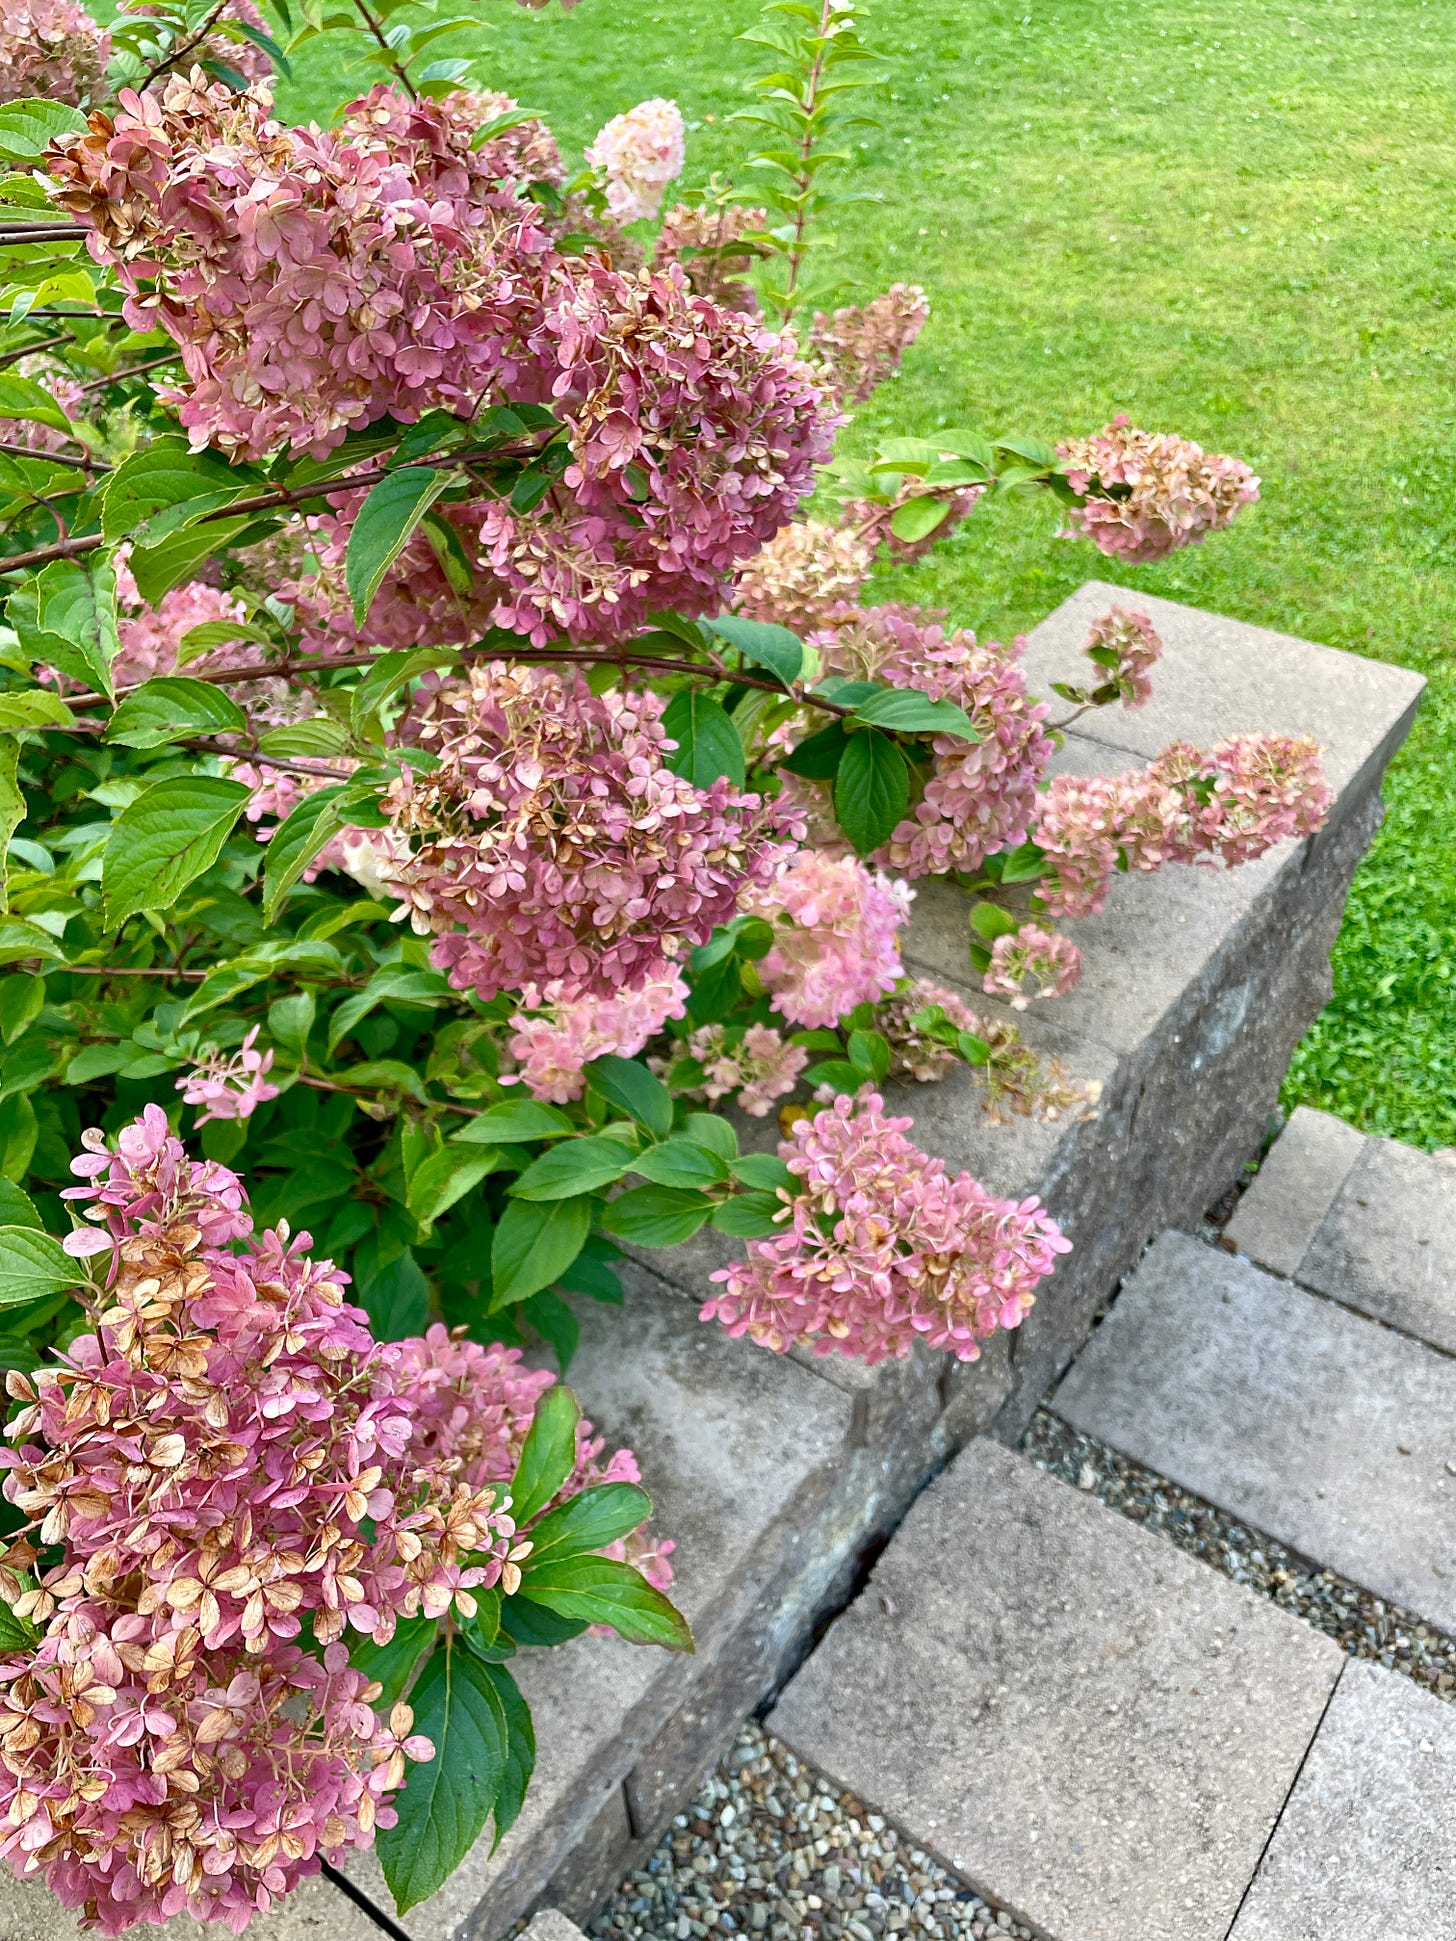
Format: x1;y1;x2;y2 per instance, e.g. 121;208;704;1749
591;1726;1035;1941
1024;1410;1456;1701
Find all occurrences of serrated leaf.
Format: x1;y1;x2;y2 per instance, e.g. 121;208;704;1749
583;1055;672;1141
834;728;908;857
850;687;979;743
0;688;76;732
346;467;452;626
129;517;253;606
777;720;851;779
510;1135;635;1202
514;1553;693;1653
477;1662;534;1841
105;676;246;749
376;1635;509;1915
518;1287;578;1371
888;495;951;544
328;965;450;1052
508;1383;581;1525
729;1152;795;1192
0;99;88;165
491;1196;591;1307
261;784;359;922
598;1184;715;1247
522;1481;652;1564
357;1245;430;1340
406;1144;498;1233
100;439;244;546
0;1225;76;1306
661;689;745;788
628;1136;730;1189
702;613;803;687
0;370;72;435
709;1191;784;1236
101;776;250;929
454;1099;574;1145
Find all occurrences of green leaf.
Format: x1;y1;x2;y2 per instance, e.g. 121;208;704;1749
777;720;851;779
0;1226;76;1306
105;675;246;749
518;1287;578;1371
0;921;65;967
477;1662;534;1840
0;1592;38;1651
509;1135;635;1203
583;1055;672;1141
804;1058;864;1095
0;688;76;733
847;1027;891;1081
258;716;350;759
710;1191;783;1236
376;1635;509;1915
507;1383;581;1526
491;1196;591;1307
851;687;979;743
523;1481;652;1564
0;98;88;165
349;1613;437;1710
100;440;244;546
0;1096;36;1181
407;1145;498;1232
16;558;118;699
267;991;315;1057
682;1111;738;1161
101;776;251;929
834;728;908;857
261;784;360;922
346;467;452;626
888;495;951;544
454;1099;574;1145
997;841;1047;885
598;1185;715;1247
0;370;73;435
497;1594;588;1648
0;1181;39;1230
0;741;20;914
129;517;253;606
515;1553;694;1653
349;644;460;733
357;1245;430;1340
328;964;451;1052
729;1152;795;1192
969;900;1021;942
628;1137;730;1189
661;689;745;788
702;613;803;687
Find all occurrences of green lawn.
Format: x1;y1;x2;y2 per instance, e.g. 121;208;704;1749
285;0;1456;1145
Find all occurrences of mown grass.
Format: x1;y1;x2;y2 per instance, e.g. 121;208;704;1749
283;0;1456;1144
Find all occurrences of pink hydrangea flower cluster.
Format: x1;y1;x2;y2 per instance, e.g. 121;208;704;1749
653;202;766;313
983;923;1082;1008
505;971;689;1103
735;518;874;632
111;565;250;690
748;851;912;1031
482;261;834;643
379;663;790;1003
680;1022;809;1116
1057;416;1260;564
175;1025;279;1122
1;361;85;454
702;1092;1070;1363
584;97;685;224
807;283;929;410
0;1107;527;1932
1033;733;1332;917
0;0;109;106
1081;605;1162;709
280;506;499;656
48;77;565;458
872;977;982;1083
808;609;1055;879
381;1326;673;1592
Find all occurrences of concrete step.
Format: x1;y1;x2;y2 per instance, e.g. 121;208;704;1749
1053;1229;1456;1633
1227;1104;1456;1354
1228;1658;1456;1939
768;1438;1341;1941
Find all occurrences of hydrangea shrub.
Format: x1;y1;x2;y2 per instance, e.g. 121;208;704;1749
0;0;1331;1923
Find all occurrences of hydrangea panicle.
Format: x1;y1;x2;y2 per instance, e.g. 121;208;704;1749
175;1025;280;1122
807;283;929;409
1079;606;1162;710
702;1093;1069;1363
584;97;685;223
748;851;911;1030
678;1022;809;1117
505;972;690;1103
1058;416;1260;564
0;0;109;106
983;923;1082;1009
653;202;766;312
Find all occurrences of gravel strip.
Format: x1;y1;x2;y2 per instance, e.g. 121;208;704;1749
590;1727;1031;1941
1024;1407;1456;1701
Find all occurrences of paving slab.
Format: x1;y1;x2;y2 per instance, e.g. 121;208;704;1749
769;1439;1341;1941
1053;1230;1456;1631
344;1261;854;1940
0;1866;382;1941
521;1910;592;1941
1229;1658;1456;1940
1297;1133;1456;1355
1224;1106;1367;1279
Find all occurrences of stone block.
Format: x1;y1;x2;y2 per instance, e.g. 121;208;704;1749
0;1868;381;1941
1053;1231;1456;1630
1298;1133;1456;1354
769;1439;1341;1941
1224;1105;1366;1279
521;1907;594;1941
343;1261;853;1940
1228;1658;1456;1941
534;1785;633;1929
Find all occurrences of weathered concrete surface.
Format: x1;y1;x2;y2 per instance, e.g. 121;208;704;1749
344;1262;853;1940
1298;1133;1456;1354
1053;1231;1456;1630
1225;1105;1366;1279
1229;1659;1456;1940
770;1440;1341;1941
521;1908;593;1941
0;1869;382;1941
